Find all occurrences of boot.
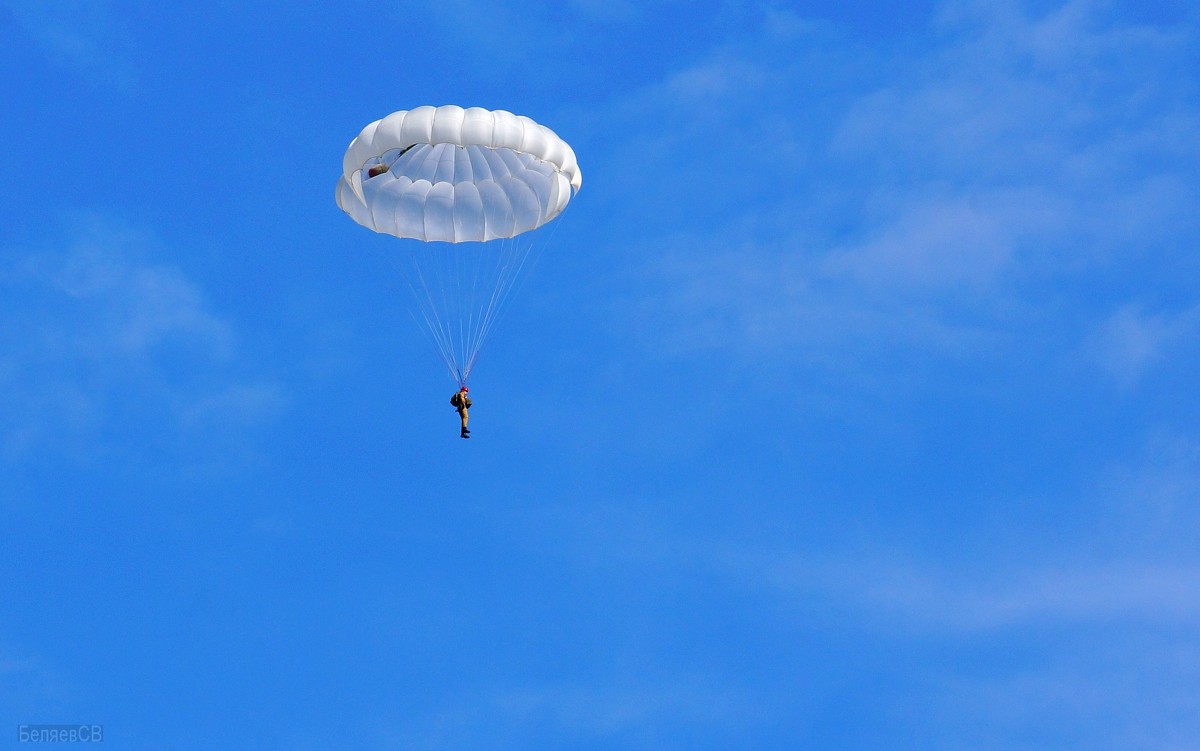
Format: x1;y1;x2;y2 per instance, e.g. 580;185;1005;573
461;429;470;439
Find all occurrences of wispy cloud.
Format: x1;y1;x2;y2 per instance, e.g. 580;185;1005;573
747;552;1200;632
0;215;284;472
1096;432;1200;550
414;0;675;77
375;675;760;751
493;678;757;736
919;641;1200;751
522;424;1200;636
1081;303;1200;388
493;446;1200;747
2;0;136;88
0;643;69;719
600;1;1200;385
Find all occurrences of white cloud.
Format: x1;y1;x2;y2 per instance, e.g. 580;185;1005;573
665;57;766;100
1095;433;1200;551
567;0;639;22
0;215;283;470
440;422;1200;747
0;643;69;718
781;556;1200;631
521;429;1200;635
373;674;761;751
493;678;757;736
601;0;1200;382
822;194;1022;291
2;0;136;88
1082;303;1200;388
920;642;1200;751
181;382;287;427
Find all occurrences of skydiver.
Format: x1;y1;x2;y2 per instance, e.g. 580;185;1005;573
450;386;471;438
367;163;389;178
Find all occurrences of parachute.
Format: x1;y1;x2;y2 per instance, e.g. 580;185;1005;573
336;105;582;385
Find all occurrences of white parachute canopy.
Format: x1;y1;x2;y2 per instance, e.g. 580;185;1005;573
335;105;581;384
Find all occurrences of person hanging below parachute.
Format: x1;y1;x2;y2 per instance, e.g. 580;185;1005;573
335;105;581;438
450;386;471;438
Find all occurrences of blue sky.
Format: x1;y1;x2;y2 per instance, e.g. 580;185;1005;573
2;0;1199;748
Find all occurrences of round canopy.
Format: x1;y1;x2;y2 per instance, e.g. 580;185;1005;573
335;105;582;243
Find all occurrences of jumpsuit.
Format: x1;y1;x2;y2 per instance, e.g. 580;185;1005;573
451;391;471;437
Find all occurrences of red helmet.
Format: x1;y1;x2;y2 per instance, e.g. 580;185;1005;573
461;386;469;392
